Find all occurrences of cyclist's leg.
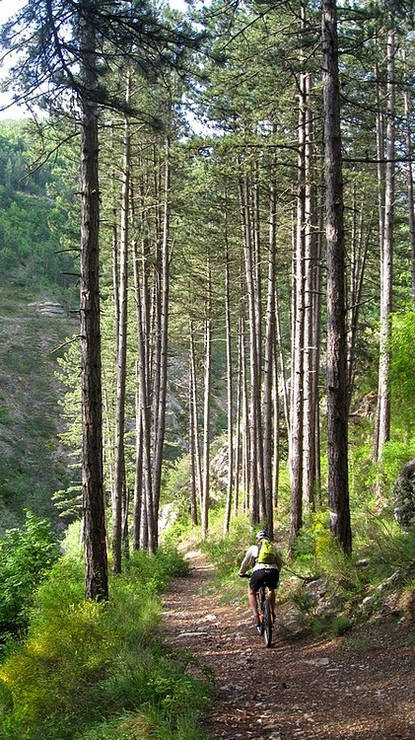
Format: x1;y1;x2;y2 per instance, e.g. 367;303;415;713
248;584;259;620
264;569;280;621
267;588;276;621
249;570;265;624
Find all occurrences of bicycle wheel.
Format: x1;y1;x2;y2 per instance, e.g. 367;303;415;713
263;600;272;647
256;589;264;634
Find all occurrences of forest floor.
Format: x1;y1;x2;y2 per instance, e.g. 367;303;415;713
161;552;415;740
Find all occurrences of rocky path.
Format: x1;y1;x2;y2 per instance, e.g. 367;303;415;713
161;552;415;740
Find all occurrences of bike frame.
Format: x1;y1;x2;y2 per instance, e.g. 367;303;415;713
240;572;273;647
255;582;273;648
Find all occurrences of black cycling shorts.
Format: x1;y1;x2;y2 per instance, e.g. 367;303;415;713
249;567;280;592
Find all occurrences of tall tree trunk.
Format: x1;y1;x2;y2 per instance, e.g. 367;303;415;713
234;309;243;514
132;237;155;552
372;48;386;461
239;172;263;524
262;163;277;538
303;68;319;510
240;310;250;507
402;53;415;302
112;79;131;573
275;278;290;433
133;372;143;550
189;320;203;510
201;265;212;539
79;4;108;601
322;0;352;553
134;164;154;549
374;23;395;465
272;333;279;510
289;53;306;551
188;348;198;525
346;187;371;408
151;136;171;550
223;237;234;534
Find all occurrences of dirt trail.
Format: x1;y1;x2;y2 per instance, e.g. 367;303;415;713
161;552;415;740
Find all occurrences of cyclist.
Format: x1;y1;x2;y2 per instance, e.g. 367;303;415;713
238;530;282;627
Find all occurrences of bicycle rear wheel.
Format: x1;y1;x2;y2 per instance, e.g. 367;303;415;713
256;589;265;634
263;600;272;647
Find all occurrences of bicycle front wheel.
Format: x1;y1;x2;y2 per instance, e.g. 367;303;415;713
263;600;272;647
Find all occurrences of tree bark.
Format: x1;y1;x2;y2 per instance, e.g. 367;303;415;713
234;309;243;514
79;3;108;601
188;347;198;525
151;136;171;550
189;321;203;513
303;68;319;510
201;264;212;539
346;186;371;409
223;236;234;535
262;163;277;538
133;373;143;550
289;56;306;551
238;171;263;525
132;237;155;552
374;24;395;465
402;55;415;302
112;77;131;573
322;0;352;553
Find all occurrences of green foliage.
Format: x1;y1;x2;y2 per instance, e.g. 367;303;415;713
290;512;331;570
200;515;252;577
378;439;415;496
358;515;415;574
0;512;60;643
0;123;78;301
0;546;211;740
348;442;378;509
330;615;352;637
121;546;191;593
161;515;194;549
390;310;415;434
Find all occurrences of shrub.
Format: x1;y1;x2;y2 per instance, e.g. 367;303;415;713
0;511;60;642
331;615;352;636
0;546;211;740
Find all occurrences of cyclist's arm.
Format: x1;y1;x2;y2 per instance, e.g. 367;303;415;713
238;545;257;575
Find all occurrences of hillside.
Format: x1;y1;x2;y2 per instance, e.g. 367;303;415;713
0;285;77;532
0;120;80;532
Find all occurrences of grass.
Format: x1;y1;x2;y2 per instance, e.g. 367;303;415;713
0;545;213;740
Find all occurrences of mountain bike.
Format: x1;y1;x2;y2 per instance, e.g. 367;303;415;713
240;573;273;648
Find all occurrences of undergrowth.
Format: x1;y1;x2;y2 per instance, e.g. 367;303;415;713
196;506;415;639
0;542;212;740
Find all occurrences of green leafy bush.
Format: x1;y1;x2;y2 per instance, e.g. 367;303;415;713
0;546;211;740
0;511;60;642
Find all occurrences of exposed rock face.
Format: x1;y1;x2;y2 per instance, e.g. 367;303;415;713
393;460;415;531
28;301;66;317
